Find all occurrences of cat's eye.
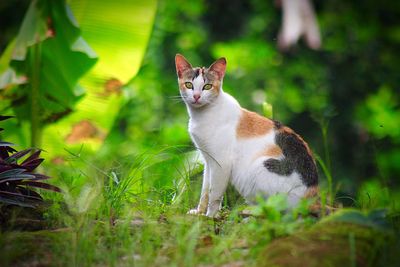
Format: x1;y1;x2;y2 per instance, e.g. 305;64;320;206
203;84;212;90
184;82;193;89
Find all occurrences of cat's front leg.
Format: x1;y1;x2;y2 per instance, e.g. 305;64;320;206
206;166;230;217
188;163;210;215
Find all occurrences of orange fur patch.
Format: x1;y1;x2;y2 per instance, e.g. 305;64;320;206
211;80;221;96
304;186;320;215
264;145;283;158
303;186;338;216
236;109;274;139
253;144;283;161
178;80;190;91
304;186;319;198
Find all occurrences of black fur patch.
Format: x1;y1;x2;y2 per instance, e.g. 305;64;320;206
272;120;283;129
264;158;294;176
264;130;318;187
192;68;200;80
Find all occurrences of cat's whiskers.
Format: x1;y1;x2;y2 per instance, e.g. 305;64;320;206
169;96;183;100
169;95;186;103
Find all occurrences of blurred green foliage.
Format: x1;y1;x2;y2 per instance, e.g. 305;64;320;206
100;0;400;199
0;0;156;156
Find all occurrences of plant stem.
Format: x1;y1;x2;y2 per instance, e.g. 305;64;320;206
315;154;333;206
322;124;331;174
30;42;42;149
321;122;333;205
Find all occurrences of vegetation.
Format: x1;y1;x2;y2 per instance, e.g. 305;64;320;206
0;116;60;209
0;0;399;266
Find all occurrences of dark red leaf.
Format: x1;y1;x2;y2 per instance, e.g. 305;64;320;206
8;149;33;161
0;168;30;180
0;146;17;159
0;190;43;201
0;142;15;147
0;175;37;183
0;164;12;172
20;181;61;192
32;173;50;180
16;185;44;199
0;116;14;121
21;158;44;171
0;196;37;208
22;150;41;164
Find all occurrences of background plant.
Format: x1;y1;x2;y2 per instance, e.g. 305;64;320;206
0;115;60;210
0;0;156;157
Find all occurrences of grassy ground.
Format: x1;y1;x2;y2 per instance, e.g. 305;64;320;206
0;149;399;267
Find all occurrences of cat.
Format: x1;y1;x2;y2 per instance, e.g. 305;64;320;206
175;54;318;217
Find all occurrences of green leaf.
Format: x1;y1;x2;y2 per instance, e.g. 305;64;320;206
0;0;156;160
39;0;157;159
0;0;97;122
68;0;157;81
356;85;400;140
322;208;390;231
11;0;49;61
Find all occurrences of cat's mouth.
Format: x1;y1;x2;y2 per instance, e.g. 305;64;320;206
190;101;205;107
181;95;206;107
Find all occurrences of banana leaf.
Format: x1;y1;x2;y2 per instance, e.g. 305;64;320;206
0;0;157;160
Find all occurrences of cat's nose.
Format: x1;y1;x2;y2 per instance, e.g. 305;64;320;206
193;95;201;102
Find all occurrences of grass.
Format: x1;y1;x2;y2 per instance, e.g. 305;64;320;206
0;147;399;267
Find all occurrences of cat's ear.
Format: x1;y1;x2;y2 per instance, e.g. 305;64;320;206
175;54;192;78
209;57;226;79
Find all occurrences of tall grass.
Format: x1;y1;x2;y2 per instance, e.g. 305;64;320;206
1;142;325;266
2;138;397;266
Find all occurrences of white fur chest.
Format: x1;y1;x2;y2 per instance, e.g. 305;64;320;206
187;92;240;165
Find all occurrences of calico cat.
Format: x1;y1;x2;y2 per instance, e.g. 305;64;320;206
175;54;318;217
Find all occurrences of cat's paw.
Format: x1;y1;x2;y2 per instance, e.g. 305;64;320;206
187;208;205;215
205;205;220;218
